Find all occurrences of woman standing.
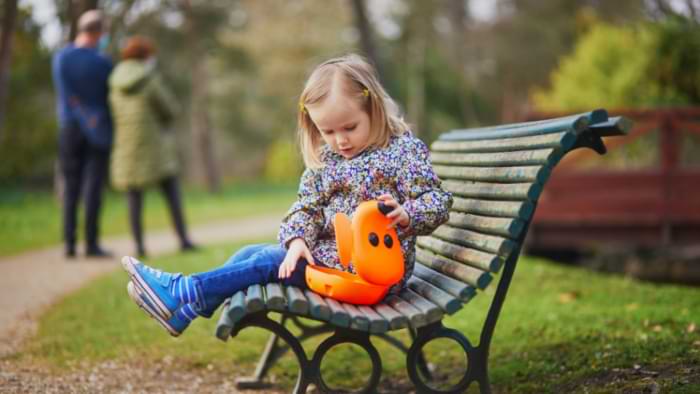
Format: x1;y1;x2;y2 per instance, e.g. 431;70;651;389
109;36;195;257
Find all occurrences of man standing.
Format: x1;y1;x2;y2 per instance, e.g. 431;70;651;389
52;10;113;258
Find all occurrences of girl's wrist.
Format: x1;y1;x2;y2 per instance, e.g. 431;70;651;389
289;237;307;248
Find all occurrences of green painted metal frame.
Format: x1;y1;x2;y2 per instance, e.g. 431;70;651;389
230;312;426;393
226;225;531;394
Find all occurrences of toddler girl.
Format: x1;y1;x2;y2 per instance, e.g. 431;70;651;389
122;54;453;336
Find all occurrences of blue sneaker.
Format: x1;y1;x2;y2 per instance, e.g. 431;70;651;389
127;281;190;337
121;256;180;319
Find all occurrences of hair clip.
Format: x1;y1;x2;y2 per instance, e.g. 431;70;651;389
362;88;370;97
299;101;306;114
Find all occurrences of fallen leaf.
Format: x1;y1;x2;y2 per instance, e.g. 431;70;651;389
558;291;579;303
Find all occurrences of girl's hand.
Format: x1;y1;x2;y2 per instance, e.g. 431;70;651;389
377;194;410;229
278;238;315;279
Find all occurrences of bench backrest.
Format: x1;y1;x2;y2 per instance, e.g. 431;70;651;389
409;110;630;315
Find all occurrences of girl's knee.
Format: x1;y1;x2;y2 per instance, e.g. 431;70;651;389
260;244;287;262
226;243;270;266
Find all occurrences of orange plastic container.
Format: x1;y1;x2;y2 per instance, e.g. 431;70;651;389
304;266;390;305
305;200;404;305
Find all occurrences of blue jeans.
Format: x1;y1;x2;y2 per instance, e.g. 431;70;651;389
191;243;308;318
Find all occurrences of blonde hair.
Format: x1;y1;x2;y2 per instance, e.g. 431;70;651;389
297;54;410;169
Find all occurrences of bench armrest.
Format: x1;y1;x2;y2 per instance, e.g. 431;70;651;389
574;116;632;154
589;116;633;137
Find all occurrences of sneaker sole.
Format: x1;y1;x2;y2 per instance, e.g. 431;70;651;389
127;282;181;337
121;256;173;319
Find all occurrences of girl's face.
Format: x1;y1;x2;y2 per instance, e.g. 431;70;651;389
307;92;371;160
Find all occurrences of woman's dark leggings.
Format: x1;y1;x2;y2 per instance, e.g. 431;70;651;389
127;176;191;255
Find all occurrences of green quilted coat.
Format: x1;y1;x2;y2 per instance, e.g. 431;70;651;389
109;60;180;190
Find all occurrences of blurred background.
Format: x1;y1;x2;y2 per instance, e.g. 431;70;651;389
1;0;699;280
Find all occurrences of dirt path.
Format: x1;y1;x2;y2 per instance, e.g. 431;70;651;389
0;213;283;357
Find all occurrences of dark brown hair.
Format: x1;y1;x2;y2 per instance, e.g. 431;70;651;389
120;36;156;60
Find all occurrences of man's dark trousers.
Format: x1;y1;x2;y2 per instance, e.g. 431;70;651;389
59;120;110;255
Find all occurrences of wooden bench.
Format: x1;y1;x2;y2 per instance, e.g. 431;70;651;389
215;109;630;394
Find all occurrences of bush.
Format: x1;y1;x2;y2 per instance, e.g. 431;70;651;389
263;138;303;183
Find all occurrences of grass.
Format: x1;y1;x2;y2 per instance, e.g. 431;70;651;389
18;242;700;393
0;182;297;257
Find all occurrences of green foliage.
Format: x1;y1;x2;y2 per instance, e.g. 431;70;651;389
263;138;302;184
534;16;700;111
0;8;57;182
651;15;700;104
25;249;700;392
533;22;655;110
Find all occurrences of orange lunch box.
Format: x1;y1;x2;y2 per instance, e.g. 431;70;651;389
305;200;404;305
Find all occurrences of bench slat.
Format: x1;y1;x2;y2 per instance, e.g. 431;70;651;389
439;112;593;141
226;291;247;325
304;289;332;321
285;286;309;315
342;303;370;332
265;283;286;311
385;294;426;327
447;211;525;239
215;300;233;341
358;305;391;333
325;297;351;327
451;197;534;219
398;289;444;325
434;165;548;183
407;276;462;315
415;248;493;289
245;285;265;313
442;180;541;201
431;131;574;153
431;148;557;167
373;303;409;330
414;263;477;302
433;225;517;257
417;236;502;272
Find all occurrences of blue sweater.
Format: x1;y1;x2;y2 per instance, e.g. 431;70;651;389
52;44;113;148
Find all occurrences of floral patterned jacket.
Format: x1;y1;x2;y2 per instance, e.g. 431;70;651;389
278;132;453;291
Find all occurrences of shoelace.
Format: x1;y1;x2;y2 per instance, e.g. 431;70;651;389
141;264;164;278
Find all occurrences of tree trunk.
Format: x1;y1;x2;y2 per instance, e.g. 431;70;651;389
447;0;478;126
0;0;18;135
686;0;698;21
405;0;433;135
349;0;385;82
190;56;220;192
407;32;425;136
182;0;220;192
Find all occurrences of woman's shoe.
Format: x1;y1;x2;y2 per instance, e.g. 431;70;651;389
126;281;190;337
180;241;198;253
86;246;112;258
